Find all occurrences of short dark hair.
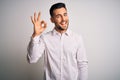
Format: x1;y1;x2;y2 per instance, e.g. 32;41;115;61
49;2;67;17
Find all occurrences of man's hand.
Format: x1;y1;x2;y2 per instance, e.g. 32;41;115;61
31;12;47;38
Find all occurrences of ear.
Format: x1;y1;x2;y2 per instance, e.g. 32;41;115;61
50;17;54;23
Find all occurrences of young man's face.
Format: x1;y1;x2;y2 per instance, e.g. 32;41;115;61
51;7;69;31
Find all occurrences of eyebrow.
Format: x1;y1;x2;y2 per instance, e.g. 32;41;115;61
55;12;67;16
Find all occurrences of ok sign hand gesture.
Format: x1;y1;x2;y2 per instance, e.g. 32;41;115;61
31;12;47;38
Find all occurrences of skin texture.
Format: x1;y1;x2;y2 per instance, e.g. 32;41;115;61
31;7;69;37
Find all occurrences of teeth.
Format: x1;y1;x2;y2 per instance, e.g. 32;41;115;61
61;22;66;25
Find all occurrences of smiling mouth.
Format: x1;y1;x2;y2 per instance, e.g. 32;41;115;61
61;21;67;26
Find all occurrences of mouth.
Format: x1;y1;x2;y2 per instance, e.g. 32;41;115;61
60;21;67;26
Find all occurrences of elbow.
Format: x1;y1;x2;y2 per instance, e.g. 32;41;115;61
27;60;37;64
27;54;38;64
27;58;38;64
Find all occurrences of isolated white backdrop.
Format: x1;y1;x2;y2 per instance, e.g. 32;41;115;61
0;0;120;80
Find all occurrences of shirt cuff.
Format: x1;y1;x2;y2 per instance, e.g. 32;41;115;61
31;35;41;43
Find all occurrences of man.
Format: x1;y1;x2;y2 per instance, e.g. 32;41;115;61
27;2;88;80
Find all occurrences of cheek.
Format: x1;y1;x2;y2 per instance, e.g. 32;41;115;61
66;17;69;21
55;19;61;23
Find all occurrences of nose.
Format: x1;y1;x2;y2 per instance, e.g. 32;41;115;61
61;16;65;21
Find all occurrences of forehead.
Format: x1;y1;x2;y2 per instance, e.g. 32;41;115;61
53;7;67;15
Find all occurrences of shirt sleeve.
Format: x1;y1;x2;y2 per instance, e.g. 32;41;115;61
77;35;88;80
27;35;45;63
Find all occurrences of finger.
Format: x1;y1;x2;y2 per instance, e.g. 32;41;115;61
41;21;44;27
41;20;47;28
31;16;34;24
34;12;37;22
44;22;47;28
37;12;41;21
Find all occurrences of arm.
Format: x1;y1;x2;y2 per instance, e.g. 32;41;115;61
77;35;88;80
27;12;47;63
27;35;45;63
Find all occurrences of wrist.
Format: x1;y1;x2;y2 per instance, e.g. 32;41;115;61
32;32;41;38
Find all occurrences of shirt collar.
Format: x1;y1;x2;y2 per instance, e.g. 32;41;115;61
52;28;71;36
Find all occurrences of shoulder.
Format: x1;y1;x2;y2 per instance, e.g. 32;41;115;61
70;30;83;39
69;30;84;43
41;30;53;38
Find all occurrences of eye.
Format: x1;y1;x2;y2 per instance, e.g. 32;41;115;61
64;13;67;16
55;14;61;18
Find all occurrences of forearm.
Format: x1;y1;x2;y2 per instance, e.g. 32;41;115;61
27;35;45;63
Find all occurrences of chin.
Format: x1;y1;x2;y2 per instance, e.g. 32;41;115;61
63;25;68;29
62;27;68;30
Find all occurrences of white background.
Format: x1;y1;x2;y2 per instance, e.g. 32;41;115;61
0;0;120;80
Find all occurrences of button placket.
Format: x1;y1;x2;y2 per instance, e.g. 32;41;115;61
60;34;64;80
